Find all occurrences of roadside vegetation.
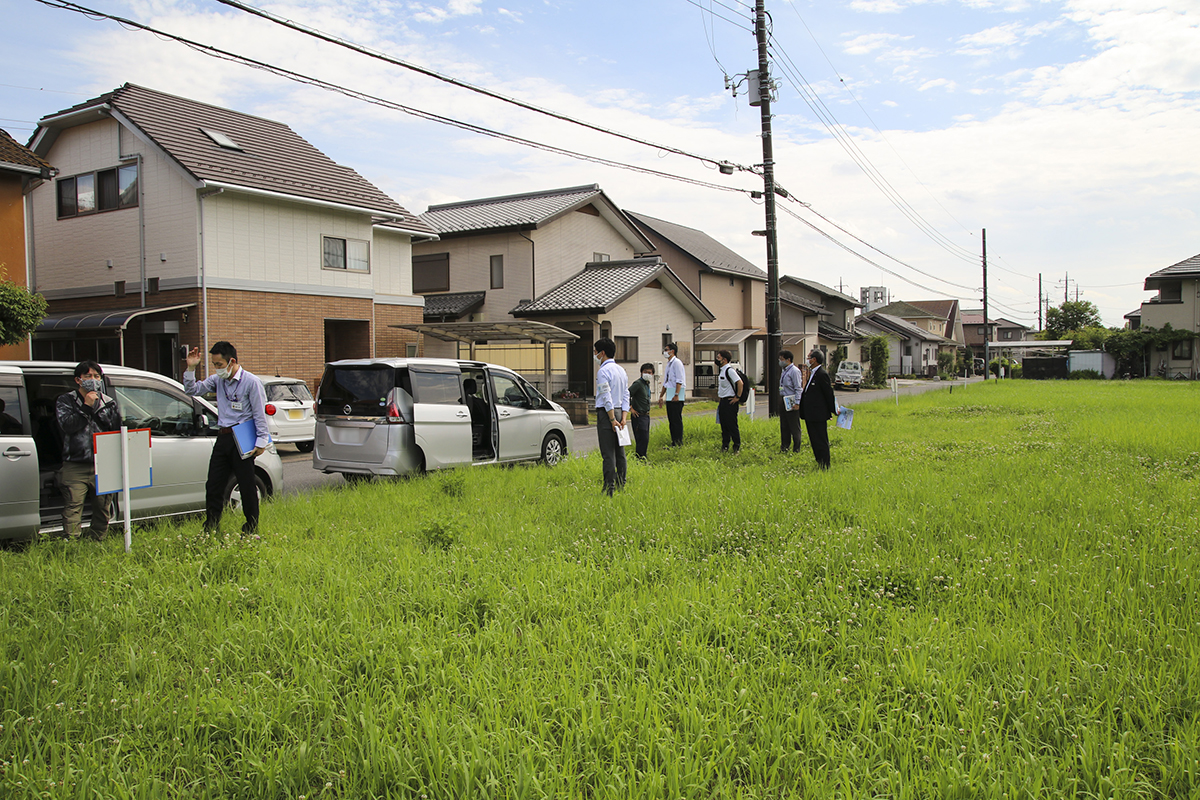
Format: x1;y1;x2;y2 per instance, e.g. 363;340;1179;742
2;381;1197;798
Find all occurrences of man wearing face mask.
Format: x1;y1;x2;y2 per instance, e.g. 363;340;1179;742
778;350;804;453
593;337;629;496
628;362;654;460
55;360;122;539
715;350;743;453
183;341;270;534
657;342;686;446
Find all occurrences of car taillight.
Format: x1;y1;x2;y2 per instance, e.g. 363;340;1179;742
386;402;406;423
265;403;277;416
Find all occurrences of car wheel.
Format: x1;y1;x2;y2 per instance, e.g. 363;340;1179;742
296;440;314;453
225;474;268;511
540;433;566;466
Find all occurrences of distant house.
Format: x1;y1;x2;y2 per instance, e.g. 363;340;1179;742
1138;252;1200;377
26;83;436;389
780;276;862;362
412;185;713;394
0;129;54;360
961;310;1030;360
1123;308;1141;330
855;310;948;377
908;299;966;348
627;211;765;385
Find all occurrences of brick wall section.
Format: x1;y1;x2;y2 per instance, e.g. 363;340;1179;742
374;304;423;358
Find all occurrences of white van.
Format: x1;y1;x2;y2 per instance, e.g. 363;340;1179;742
314;358;573;480
0;361;285;541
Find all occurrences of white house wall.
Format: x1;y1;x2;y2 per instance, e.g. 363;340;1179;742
32;120;200;296
412;230;534;321
534;209;637;289
600;284;694;386
371;230;416;298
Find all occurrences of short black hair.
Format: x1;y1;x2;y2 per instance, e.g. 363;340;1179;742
780;350;794;363
639;362;655;374
808;349;825;365
664;342;678;355
209;341;238;362
716;349;732;363
74;360;103;379
594;337;615;358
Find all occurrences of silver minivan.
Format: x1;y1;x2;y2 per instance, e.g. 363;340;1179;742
314;358;573;479
0;361;285;541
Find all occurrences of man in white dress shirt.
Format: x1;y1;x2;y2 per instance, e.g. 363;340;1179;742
594;337;630;496
657;341;686;446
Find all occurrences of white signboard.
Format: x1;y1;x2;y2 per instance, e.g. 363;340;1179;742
94;428;152;495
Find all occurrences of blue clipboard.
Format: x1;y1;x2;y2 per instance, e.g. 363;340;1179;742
231;419;265;459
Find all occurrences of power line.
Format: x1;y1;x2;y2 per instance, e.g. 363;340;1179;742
33;0;755;196
214;0;754;174
681;0;753;30
767;38;981;266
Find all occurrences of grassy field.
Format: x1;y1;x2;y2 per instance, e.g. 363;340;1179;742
2;381;1197;799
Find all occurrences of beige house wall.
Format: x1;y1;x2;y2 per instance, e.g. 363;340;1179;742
412;230;535;322
601;284;698;387
534;209;637;289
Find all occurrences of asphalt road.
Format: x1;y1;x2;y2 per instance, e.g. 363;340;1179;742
276;376;988;495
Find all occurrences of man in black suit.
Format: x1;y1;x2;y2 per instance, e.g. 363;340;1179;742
799;349;837;469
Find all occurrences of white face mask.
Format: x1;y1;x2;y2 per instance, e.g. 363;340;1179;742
593;354;602;365
216;365;232;380
642;373;652;382
663;351;670;358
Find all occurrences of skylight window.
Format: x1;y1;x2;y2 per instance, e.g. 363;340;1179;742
201;128;242;151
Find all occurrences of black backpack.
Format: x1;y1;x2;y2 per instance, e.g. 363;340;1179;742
722;365;752;405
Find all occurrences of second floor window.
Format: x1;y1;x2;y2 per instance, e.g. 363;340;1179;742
615;336;638;363
490;254;504;289
413;253;450;293
323;236;370;272
57;164;138;218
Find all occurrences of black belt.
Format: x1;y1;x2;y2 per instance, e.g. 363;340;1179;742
218;426;234;435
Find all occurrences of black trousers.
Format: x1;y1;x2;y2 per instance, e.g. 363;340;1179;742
665;400;684;445
780;408;803;452
718;399;740;451
631;412;651;460
804;418;831;469
596;413;627;495
205;431;260;532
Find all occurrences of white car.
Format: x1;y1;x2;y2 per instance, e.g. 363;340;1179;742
0;361;284;541
314;358;573;480
834;361;863;391
262;377;316;452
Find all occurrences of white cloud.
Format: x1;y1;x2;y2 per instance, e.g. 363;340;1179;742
842;32;910;55
408;0;483;24
918;77;957;91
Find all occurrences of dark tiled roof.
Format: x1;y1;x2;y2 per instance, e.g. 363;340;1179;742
421;185;603;235
511;257;711;320
908;299;957;321
423;291;486;319
1124;308;1142;319
0;128;51;174
1145;253;1200;287
818;321;854;342
873;300;942;319
37;84;434;235
859;311;947;342
781;275;861;306
780;288;827;315
626;211;766;280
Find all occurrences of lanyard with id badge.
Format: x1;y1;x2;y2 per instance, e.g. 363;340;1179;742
222;379;244;412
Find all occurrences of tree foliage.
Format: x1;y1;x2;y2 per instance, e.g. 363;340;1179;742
865;335;890;386
830;344;847;375
0;264;47;347
1043;301;1102;339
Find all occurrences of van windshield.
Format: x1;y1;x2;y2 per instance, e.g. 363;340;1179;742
317;366;395;416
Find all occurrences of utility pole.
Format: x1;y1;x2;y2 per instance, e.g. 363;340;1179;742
754;0;782;416
1064;272;1068;303
1036;273;1042;331
982;229;989;380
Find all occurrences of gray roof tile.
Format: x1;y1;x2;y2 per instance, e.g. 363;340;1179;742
781;275;861;306
626;211;766;280
512;259;664;315
1146;252;1200;283
421;185;603;235
38;84;435;235
423;291;486;319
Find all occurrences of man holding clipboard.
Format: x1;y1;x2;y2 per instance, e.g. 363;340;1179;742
183;341;270;534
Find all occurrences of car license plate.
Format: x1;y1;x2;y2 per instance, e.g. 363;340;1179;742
287;409;304;420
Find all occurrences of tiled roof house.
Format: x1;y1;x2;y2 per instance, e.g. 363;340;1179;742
0;128;54;359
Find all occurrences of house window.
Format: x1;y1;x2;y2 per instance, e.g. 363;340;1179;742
592;253;610;262
615;336;638;363
56;164;138;218
322;237;370;272
490;254;504;289
1173;338;1193;361
413;253;450;293
977;326;985;335
1003;330;1012;340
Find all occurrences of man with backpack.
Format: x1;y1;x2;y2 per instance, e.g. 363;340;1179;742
715;350;744;453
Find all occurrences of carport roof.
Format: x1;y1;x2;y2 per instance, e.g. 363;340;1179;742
391;320;578;344
36;303;195;331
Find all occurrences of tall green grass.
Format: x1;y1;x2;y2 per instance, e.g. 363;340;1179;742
2;381;1197;798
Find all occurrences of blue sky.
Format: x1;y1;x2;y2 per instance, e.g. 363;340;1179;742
3;0;1199;326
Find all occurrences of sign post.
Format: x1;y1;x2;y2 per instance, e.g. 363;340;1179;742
94;427;152;553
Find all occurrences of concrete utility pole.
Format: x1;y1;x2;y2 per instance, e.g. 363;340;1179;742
754;0;782;416
982;229;990;380
1038;273;1043;331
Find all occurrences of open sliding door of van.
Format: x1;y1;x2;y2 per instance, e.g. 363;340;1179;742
409;365;471;470
0;372;40;540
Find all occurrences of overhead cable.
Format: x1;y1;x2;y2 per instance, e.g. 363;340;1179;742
215;0;755;173
34;0;753;196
